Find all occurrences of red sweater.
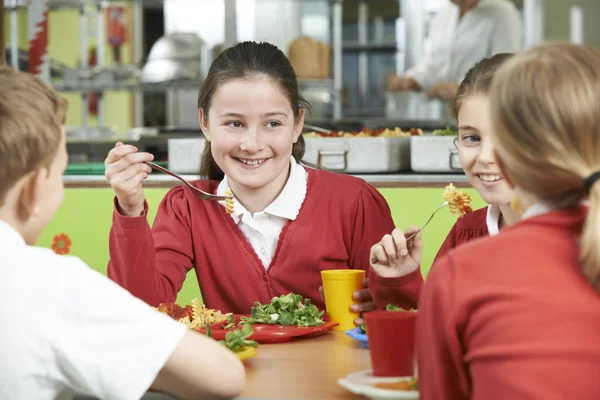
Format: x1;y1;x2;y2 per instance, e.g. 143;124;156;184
417;207;600;400
432;206;489;266
107;168;422;313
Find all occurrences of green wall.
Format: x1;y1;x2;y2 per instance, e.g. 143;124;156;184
36;187;485;305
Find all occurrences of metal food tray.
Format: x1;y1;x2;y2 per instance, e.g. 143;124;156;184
303;136;411;173
168;136;412;174
410;135;462;173
168;138;206;174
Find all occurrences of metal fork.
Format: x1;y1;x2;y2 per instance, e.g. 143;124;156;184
145;162;233;201
406;201;449;241
371;201;449;265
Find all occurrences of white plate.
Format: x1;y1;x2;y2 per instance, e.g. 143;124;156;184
338;369;419;400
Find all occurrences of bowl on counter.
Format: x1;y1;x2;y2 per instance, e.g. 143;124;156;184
141;33;208;83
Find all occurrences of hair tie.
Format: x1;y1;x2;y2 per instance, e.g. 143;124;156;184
584;171;600;193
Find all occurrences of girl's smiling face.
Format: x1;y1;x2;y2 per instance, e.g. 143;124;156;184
200;75;304;194
457;94;513;205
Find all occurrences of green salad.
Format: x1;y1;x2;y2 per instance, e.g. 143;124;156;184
221;314;236;330
240;293;325;327
205;323;258;353
359;304;417;333
386;304;417;312
431;126;456;136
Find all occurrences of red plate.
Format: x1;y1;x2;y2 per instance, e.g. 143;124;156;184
196;314;339;344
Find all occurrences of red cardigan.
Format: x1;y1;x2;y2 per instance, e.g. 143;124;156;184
417;206;600;400
107;168;422;313
432;206;489;266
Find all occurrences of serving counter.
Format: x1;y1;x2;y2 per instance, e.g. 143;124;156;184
63;173;470;189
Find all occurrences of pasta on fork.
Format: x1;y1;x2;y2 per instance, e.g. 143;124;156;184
443;183;474;216
224;188;235;214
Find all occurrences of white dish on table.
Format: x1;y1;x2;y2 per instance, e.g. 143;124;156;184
338;369;419;400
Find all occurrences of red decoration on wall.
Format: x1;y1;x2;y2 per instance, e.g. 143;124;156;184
51;233;72;255
88;46;98;116
29;9;49;77
107;6;126;64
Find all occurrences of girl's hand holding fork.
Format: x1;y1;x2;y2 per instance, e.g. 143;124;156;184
370;226;423;278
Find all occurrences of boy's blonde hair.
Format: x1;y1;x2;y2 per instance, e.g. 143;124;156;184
490;42;600;292
0;66;67;206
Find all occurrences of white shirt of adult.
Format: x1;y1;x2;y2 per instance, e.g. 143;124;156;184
406;0;522;90
0;220;187;400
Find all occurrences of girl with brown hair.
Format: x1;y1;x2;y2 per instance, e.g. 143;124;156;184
418;42;600;399
368;53;520;308
104;41;422;322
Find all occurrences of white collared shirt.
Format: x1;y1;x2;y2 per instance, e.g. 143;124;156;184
486;204;501;236
406;0;522;90
487;201;562;235
522;201;557;219
0;220;186;400
217;158;308;268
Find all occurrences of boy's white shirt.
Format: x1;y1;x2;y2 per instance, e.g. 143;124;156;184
0;220;187;400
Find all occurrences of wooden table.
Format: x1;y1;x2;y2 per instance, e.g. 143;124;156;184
72;332;370;400
237;331;371;399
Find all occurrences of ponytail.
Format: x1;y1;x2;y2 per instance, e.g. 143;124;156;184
580;182;600;292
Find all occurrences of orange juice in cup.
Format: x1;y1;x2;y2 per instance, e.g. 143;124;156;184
321;269;365;331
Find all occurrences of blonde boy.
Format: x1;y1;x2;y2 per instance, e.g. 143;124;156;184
0;66;245;399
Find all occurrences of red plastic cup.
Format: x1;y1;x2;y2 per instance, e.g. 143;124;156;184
364;310;417;377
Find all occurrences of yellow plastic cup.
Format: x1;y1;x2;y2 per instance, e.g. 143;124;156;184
321;269;365;331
